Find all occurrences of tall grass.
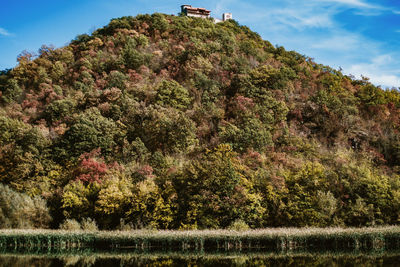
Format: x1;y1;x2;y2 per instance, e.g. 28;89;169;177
0;227;399;252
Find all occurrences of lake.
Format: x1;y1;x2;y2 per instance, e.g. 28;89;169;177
1;251;400;266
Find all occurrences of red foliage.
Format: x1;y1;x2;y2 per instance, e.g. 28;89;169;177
75;149;108;184
138;65;150;76
21;98;39;109
241;149;262;169
102;87;122;102
95;78;107;90
74;149;123;184
128;69;143;82
38;83;61;104
235;95;254;112
137;165;154;177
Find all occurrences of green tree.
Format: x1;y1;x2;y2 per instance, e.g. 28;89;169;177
155;80;191;110
44;98;76;124
1;78;22;103
124;104;197;153
358;84;386;106
174;144;265;229
61;108;124;159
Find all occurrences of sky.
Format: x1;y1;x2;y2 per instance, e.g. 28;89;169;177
1;0;400;88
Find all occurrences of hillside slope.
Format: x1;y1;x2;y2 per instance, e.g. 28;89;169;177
1;13;400;229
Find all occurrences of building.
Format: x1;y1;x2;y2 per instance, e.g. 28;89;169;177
180;5;232;23
222;13;232;21
181;5;211;18
215;13;233;23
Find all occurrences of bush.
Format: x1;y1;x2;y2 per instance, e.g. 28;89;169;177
227;219;250;231
59;219;81;230
0;184;51;229
118;218;135;231
80;217;98;231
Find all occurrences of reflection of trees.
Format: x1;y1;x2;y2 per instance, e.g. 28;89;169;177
0;256;52;267
0;254;398;266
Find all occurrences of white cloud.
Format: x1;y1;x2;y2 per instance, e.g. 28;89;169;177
0;27;11;36
215;0;400;88
273;9;334;29
372;54;393;65
319;0;375;8
214;0;236;15
311;34;361;51
346;55;400;88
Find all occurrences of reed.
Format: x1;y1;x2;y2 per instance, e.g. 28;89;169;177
0;227;399;252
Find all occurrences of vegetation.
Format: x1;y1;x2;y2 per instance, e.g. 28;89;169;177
1;13;400;229
0;227;400;252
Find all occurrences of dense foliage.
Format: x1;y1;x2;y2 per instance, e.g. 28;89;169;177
1;13;400;229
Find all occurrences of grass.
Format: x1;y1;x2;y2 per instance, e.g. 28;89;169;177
0;226;400;252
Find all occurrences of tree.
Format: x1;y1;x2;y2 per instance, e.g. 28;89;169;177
61;180;100;220
124;104;197;153
174;144;265;229
0;184;51;228
155;80;191;110
60;108;124;159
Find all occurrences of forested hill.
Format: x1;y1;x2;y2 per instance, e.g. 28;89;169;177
1;13;400;230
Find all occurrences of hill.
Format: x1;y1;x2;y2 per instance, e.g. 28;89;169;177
1;13;400;230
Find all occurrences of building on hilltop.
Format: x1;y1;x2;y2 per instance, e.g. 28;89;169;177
181;5;211;18
214;13;233;23
223;13;232;21
181;5;232;22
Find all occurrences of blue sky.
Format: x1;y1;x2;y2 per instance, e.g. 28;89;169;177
1;0;400;88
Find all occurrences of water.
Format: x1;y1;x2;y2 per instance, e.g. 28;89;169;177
1;251;400;267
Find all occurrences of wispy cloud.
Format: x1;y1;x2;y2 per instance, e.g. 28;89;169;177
224;0;400;88
346;54;400;88
273;8;335;29
0;27;11;36
319;0;375;8
311;33;362;51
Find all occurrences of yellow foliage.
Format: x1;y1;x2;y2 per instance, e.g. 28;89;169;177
95;174;133;215
62;181;100;218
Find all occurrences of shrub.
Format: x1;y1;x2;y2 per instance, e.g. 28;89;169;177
118;218;135;231
227;219;250;231
0;184;51;229
61;180;100;220
80;217;98;231
59;219;81;230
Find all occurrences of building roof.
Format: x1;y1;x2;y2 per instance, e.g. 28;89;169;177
182;5;211;15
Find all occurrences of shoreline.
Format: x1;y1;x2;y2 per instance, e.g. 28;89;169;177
0;227;399;252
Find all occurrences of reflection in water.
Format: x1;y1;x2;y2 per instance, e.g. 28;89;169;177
0;251;400;267
1;252;400;267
